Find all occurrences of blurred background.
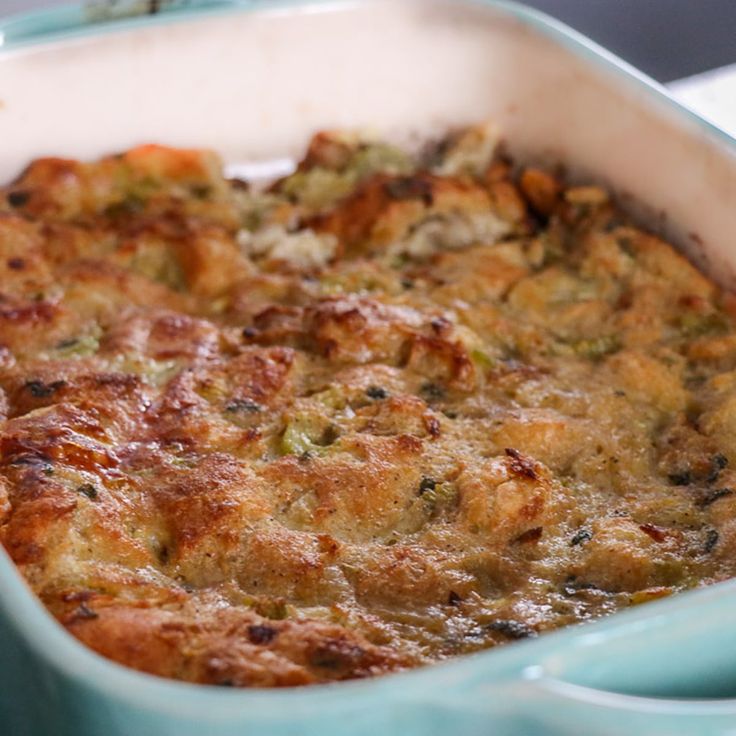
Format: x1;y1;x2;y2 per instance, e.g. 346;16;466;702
2;0;736;83
528;0;736;82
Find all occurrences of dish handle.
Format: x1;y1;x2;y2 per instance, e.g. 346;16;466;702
417;658;736;736
415;583;736;735
511;670;736;736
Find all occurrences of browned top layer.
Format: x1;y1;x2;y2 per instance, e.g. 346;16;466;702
1;125;736;687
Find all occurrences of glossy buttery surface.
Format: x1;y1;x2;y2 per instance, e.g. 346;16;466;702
2;124;736;687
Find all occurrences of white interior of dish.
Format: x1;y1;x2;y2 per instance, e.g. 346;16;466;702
1;0;736;283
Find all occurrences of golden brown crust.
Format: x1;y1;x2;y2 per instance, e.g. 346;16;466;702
65;601;410;686
2;127;736;687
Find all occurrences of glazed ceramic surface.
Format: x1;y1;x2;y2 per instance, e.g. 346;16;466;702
2;2;736;734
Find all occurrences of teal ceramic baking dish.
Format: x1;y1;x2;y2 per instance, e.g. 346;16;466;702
3;1;736;734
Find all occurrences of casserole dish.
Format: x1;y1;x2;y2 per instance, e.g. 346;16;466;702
2;1;736;733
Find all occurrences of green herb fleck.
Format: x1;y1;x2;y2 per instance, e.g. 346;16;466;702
569;335;621;360
225;398;262;413
570;529;593;546
76;484;98;500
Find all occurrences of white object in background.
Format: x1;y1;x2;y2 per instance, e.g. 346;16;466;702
670;64;736;138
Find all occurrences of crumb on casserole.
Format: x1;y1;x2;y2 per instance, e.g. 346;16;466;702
1;126;735;686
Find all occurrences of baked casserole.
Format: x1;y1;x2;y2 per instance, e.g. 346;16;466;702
1;124;735;686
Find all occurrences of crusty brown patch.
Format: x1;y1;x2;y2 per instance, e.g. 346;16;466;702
312;172;493;256
65;600;411;686
1;131;735;689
